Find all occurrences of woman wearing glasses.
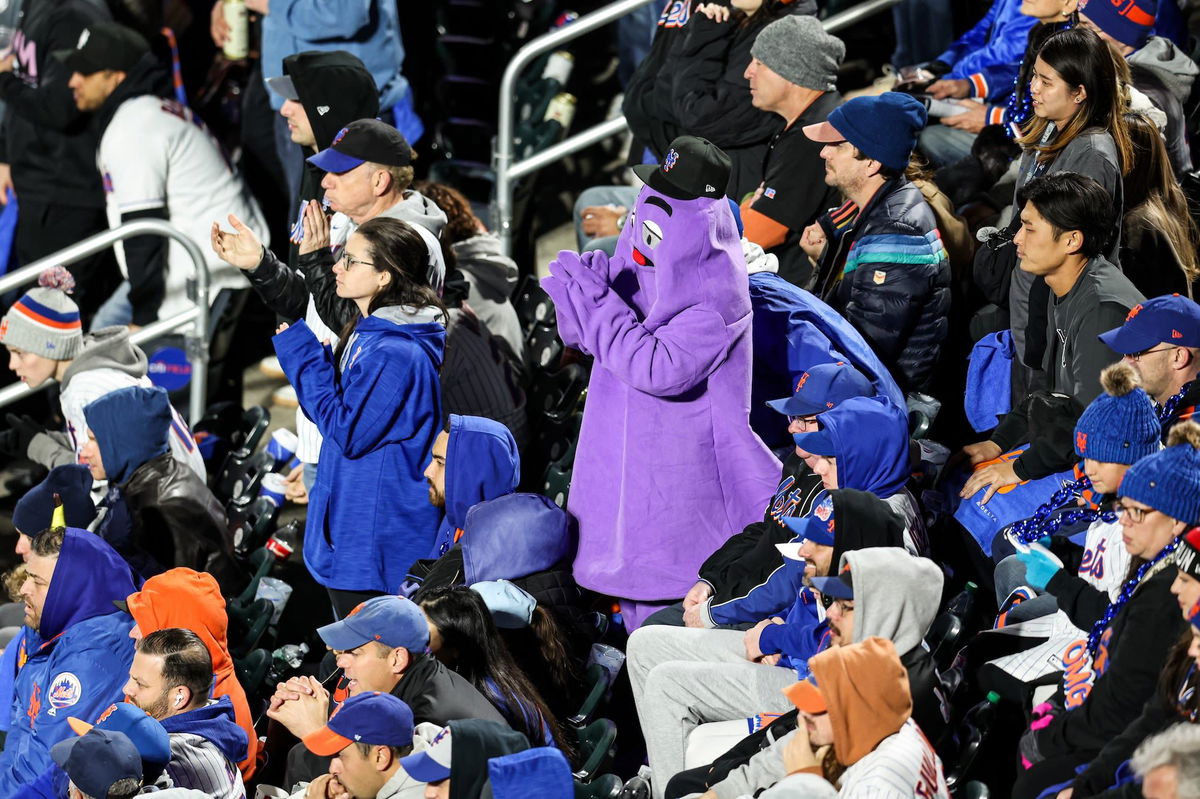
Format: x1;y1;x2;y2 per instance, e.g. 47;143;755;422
272;217;447;619
1011;421;1199;798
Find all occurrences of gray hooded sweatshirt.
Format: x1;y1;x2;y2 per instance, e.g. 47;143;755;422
452;233;525;366
712;548;944;799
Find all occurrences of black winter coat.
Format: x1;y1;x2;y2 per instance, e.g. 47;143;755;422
815;178;952;394
623;0;814;199
1038;564;1186;759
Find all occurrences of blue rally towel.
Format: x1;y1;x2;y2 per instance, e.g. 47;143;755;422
966;330;1013;433
947;448;1076;556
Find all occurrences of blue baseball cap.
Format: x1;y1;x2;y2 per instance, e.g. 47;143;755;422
781;492;836;546
400;724;453;783
471;580;536;629
317;595;430;652
308;119;413;175
52;729;142;798
69;703;171;766
766;362;873;418
303;691;415;756
803;92;927;171
810;563;854;600
1098;294;1200;354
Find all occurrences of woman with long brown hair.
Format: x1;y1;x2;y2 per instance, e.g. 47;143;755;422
273;217;448;619
1120;112;1200;300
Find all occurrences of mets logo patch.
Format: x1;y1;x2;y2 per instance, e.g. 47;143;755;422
663;149;679;172
47;672;81;714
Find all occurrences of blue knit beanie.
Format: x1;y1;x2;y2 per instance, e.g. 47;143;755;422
12;464;95;535
1074;362;1160;465
1121;421;1200;524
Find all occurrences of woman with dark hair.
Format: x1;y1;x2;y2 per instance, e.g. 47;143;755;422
420;586;569;753
1007;25;1132;399
1119;112;1200;300
273;217;447;618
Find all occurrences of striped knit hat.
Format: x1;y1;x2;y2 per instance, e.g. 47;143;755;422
0;267;82;360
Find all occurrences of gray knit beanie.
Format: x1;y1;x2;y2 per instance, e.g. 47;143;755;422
750;15;845;93
0;266;83;360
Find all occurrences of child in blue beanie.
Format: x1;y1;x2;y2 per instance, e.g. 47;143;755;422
995;362;1160;626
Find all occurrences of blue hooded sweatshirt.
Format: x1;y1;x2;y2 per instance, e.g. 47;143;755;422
460;493;574;585
0;529;137;796
486;748;574;799
429;415;521;558
83;386;171;485
709;397;913;629
84;386;180;577
274;315;446;593
160;695;248;783
748;273;905;449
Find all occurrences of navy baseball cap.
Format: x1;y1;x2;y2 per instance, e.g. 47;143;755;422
52;729;142;798
400;724;453;782
303;692;415;756
68;703;171;766
308;119;413;174
317;595;430;652
781;492;836;546
766;362;873;418
804;92;927;171
1098;294;1200;354
810;563;854;600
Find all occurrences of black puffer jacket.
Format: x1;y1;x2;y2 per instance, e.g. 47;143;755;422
814;178;952;393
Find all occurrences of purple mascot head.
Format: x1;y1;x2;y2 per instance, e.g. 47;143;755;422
615;136;749;326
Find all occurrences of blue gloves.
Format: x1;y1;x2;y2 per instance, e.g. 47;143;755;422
1015;539;1062;591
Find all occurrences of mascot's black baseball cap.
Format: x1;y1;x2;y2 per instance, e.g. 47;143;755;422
633;136;731;201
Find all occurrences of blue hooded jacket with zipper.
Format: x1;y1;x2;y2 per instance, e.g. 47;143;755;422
0;529;137;797
274;312;445;593
429;415;521;559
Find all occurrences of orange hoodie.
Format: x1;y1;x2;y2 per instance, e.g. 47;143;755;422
809;636;912;767
125;568;259;778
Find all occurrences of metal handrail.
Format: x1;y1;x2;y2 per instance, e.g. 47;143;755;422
0;218;211;424
491;0;905;256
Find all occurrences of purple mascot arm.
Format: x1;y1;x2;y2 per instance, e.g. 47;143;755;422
554;253;732;396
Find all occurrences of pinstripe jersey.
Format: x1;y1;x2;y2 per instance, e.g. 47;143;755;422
166;733;246;799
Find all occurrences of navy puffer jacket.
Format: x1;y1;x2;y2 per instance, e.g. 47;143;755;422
815;178;952;394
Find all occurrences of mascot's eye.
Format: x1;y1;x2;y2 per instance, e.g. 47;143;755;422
641;220;664;250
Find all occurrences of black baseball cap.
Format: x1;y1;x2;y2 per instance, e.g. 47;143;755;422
53;23;148;75
308;119;412;173
632;136;731;201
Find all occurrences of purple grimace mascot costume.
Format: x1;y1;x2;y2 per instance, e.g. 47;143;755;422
542;136;781;630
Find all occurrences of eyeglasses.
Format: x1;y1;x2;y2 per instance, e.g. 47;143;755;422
338;251;375;270
788;415;819;427
1127;345;1175;362
1111;501;1158;523
832;599;855;613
